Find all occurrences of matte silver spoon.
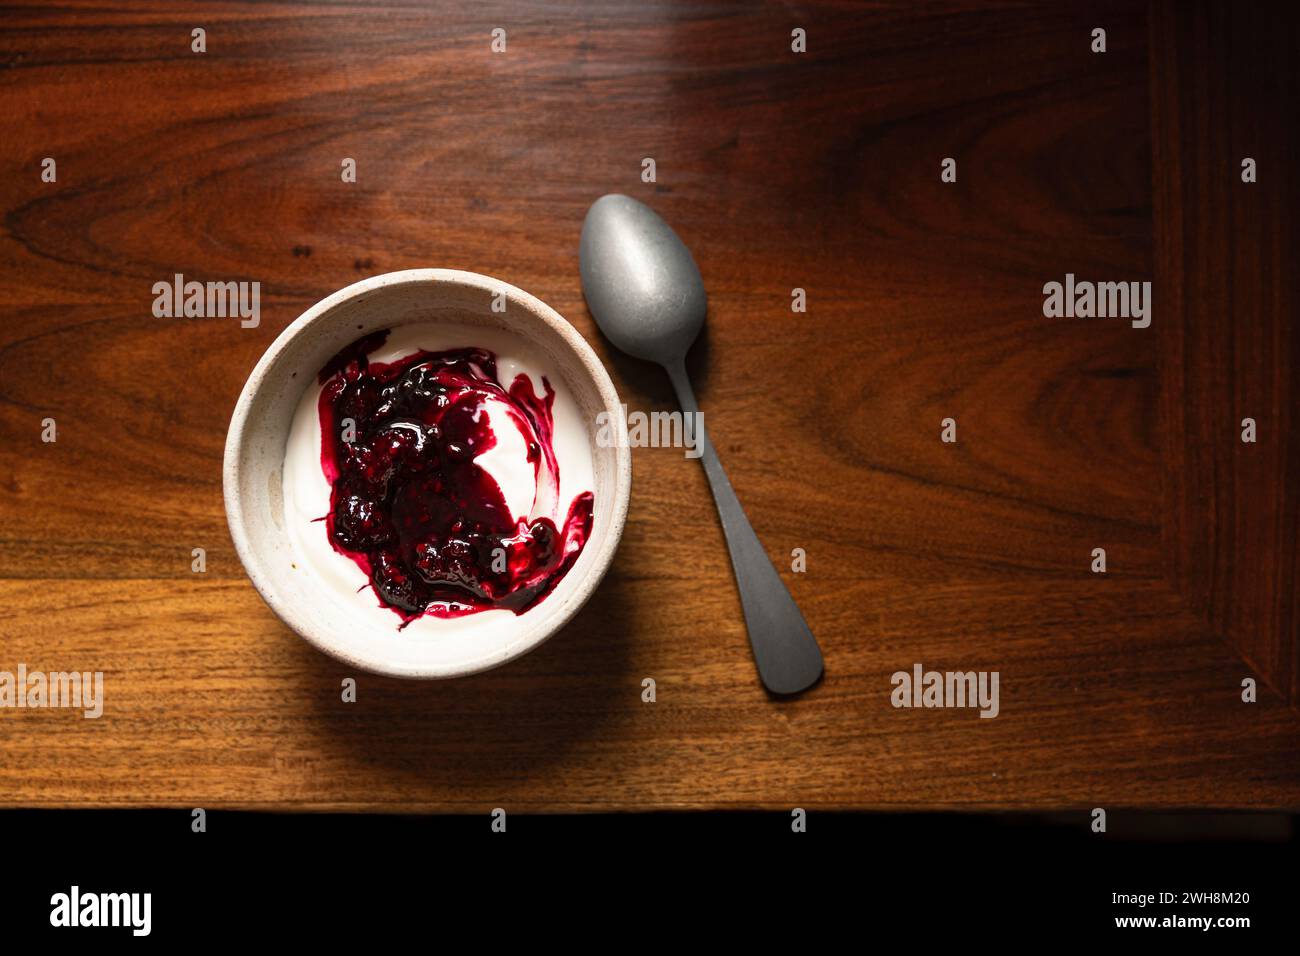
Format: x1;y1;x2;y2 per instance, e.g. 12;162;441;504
579;194;824;695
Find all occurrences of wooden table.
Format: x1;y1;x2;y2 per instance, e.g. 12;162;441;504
2;0;1297;811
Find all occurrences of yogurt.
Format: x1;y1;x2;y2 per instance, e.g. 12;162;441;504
283;323;595;635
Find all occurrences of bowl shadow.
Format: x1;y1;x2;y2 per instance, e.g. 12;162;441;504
297;561;639;799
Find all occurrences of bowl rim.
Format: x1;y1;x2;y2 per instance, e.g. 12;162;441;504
222;268;631;679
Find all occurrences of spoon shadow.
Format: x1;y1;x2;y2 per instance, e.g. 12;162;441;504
586;300;713;411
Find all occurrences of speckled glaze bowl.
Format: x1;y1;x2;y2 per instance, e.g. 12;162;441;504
223;269;631;678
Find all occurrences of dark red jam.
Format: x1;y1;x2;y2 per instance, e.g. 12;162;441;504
316;330;594;625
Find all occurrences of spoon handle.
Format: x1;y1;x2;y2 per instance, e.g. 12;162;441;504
666;361;825;695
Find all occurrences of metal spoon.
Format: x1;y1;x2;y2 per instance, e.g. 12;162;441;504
579;193;824;695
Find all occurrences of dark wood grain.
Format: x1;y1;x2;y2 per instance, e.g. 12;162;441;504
1152;0;1300;706
1;0;1297;810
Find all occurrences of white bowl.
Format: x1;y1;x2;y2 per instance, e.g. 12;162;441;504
223;269;631;678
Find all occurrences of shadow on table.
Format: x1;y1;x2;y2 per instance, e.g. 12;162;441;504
297;561;640;792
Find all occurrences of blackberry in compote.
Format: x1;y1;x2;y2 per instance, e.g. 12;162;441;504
315;330;593;625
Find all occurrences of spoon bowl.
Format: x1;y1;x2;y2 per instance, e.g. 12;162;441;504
579;194;707;364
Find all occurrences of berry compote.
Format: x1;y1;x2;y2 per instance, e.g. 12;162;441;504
316;330;594;625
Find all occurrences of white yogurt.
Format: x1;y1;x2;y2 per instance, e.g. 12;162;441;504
282;322;595;638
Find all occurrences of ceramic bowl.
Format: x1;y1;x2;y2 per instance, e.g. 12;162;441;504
223;269;631;678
